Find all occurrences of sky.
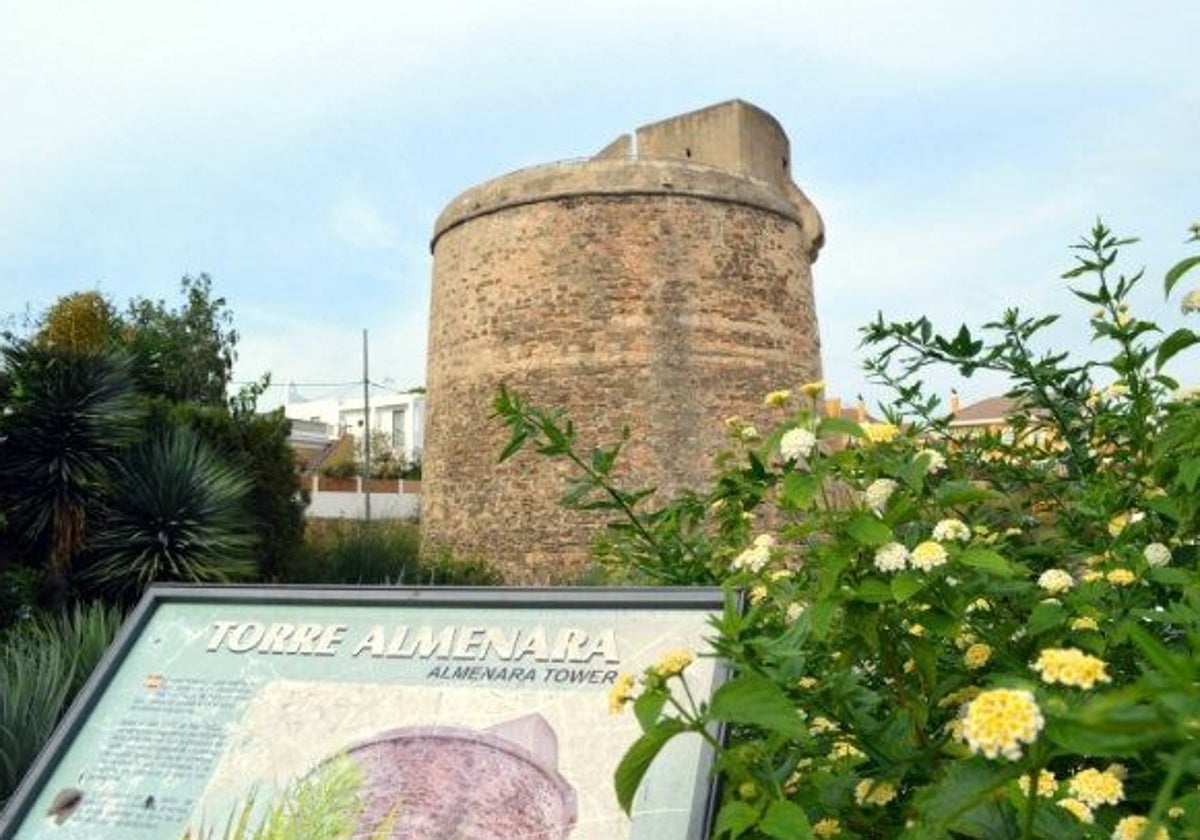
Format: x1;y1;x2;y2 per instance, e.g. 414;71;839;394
2;1;1198;413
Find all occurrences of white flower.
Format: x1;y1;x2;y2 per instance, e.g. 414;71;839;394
933;518;971;542
1183;288;1200;314
731;534;776;573
786;602;806;622
740;425;760;441
1144;542;1172;567
874;542;910;573
864;478;898;514
917;449;947;474
1038;569;1075;595
780;428;817;462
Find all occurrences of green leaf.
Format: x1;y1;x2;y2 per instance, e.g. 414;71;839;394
854;577;894;603
847;514;892;547
779;472;819;511
1047;705;1168;756
891;573;926;603
817;416;863;439
759;800;813;840
497;430;528;462
713;801;761;839
912;758;1019;834
1026;601;1067;636
1155;328;1200;371
1178;458;1200;493
1124;622;1197;682
957;548;1017;577
614;719;688;813
633;690;669;732
935;481;996;507
710;674;809;740
1165;255;1200;297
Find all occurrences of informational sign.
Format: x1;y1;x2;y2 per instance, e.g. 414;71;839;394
0;585;725;840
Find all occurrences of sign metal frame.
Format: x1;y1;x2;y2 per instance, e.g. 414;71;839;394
0;584;729;840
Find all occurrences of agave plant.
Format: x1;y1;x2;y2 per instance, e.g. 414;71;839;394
0;603;124;806
87;427;257;594
0;344;141;585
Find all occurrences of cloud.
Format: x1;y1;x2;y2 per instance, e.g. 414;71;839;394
328;192;402;251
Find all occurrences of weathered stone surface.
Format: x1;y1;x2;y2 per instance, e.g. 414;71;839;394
422;101;824;582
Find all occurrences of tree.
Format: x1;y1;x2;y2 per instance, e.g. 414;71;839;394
0;344;141;597
123;274;238;406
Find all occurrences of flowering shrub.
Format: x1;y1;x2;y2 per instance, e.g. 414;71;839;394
494;223;1200;839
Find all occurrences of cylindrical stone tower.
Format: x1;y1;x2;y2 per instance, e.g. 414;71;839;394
422;100;825;582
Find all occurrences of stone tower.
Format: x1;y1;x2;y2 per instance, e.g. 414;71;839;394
422;100;824;582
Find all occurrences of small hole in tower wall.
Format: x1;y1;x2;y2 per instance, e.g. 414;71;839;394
685;148;691;158
782;157;788;170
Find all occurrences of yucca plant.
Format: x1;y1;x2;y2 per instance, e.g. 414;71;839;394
0;603;124;806
0;344;141;589
87;427;256;595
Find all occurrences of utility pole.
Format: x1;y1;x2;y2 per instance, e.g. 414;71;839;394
362;328;371;523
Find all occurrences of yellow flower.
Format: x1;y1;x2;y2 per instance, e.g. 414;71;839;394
654;649;694;677
608;673;636;714
1031;648;1112;690
1112;815;1169;840
830;740;865;760
1168;806;1184;819
1068;767;1124;807
1056;798;1094;824
1018;769;1057;798
1106;568;1136;587
1081;570;1104;583
812;818;841;838
749;585;769;604
854;778;898;806
1071;616;1100;632
809;716;839;735
861;421;900;445
1108;510;1144;536
800;379;825;398
964;643;992;670
911;541;949;572
764;389;792;407
961;688;1044;760
797;677;818;690
907;623;925;637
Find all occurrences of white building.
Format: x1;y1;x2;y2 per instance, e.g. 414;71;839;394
283;385;426;465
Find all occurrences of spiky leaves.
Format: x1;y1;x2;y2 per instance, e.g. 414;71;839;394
88;428;256;593
0;345;140;579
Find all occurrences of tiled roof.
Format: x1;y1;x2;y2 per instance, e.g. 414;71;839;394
950;395;1020;425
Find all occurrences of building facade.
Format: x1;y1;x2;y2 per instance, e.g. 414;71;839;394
422;100;825;581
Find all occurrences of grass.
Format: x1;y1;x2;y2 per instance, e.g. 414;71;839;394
181;755;396;840
281;519;503;586
0;602;124;806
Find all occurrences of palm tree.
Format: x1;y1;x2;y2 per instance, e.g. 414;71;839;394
0;344;140;593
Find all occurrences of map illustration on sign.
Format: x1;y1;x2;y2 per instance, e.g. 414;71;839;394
0;587;724;840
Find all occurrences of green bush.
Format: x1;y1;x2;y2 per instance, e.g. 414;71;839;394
86;427;256;596
497;222;1200;840
283;520;502;586
0;602;124;806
